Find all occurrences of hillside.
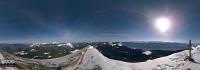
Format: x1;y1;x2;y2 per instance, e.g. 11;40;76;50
73;46;200;70
0;45;200;70
96;44;181;62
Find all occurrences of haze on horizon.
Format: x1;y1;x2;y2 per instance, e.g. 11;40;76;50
0;0;200;43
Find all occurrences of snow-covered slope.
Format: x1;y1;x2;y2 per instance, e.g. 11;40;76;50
71;46;200;70
72;46;133;70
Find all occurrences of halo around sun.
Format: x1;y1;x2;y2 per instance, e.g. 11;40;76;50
155;17;170;32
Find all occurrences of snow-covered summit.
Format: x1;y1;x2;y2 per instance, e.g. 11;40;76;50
72;45;200;70
73;46;133;70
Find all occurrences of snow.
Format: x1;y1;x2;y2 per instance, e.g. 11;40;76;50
117;42;123;46
30;43;39;47
73;46;133;70
108;42;117;46
52;42;59;44
43;52;49;55
48;56;52;58
88;45;94;49
0;52;17;70
30;49;36;52
191;45;200;63
2;45;200;70
15;51;28;55
57;43;74;48
66;43;74;48
11;45;198;70
73;46;200;70
30;43;47;47
71;49;79;53
34;56;39;58
142;51;152;55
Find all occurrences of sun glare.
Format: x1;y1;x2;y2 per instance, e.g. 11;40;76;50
156;18;170;32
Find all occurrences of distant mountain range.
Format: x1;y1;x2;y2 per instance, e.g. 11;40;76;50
0;41;188;62
122;42;187;50
0;41;188;50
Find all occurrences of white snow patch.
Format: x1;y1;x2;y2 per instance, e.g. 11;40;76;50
108;42;117;46
48;56;52;58
66;43;74;48
15;51;28;55
88;45;94;49
143;51;152;55
30;49;36;52
43;52;49;55
71;49;79;53
57;43;74;48
34;56;39;58
117;42;123;46
52;42;59;44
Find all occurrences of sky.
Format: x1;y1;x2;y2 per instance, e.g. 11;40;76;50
0;0;200;43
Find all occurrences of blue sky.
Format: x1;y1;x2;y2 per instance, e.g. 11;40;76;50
0;0;200;43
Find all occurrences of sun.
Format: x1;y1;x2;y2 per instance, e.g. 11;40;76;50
156;18;170;32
